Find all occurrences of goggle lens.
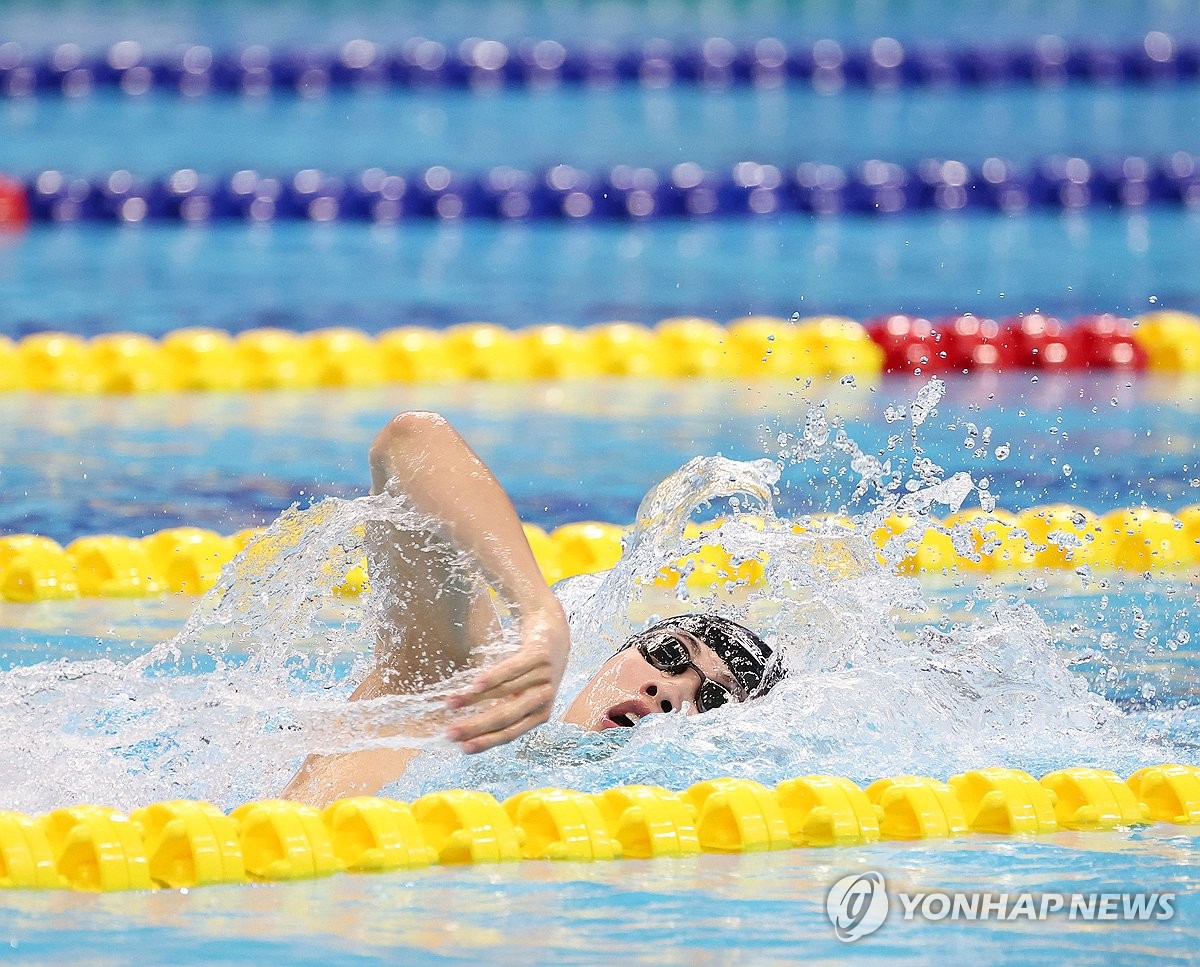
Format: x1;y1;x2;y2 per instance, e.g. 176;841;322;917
635;635;736;713
697;680;733;712
639;635;689;671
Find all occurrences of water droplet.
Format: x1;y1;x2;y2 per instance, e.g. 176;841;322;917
1062;464;1072;477
994;444;1010;461
1149;295;1158;304
1030;375;1039;383
910;379;944;428
840;374;856;386
790;311;801;322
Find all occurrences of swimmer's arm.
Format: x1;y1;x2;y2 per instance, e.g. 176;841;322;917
281;663;431;807
368;411;571;752
281;747;419;806
282;413;569;807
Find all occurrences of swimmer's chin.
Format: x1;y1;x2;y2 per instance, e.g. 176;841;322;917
511;720;629;763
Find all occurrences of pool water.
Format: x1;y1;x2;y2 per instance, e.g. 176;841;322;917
4;213;1200;337
2;376;1199;540
1;834;1198;965
3;0;1200;962
7;87;1200;176
3;376;1200;962
6;0;1200;50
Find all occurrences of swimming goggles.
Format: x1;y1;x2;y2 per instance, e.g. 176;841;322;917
634;633;744;713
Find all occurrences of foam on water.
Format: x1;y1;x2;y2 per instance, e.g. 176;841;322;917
0;380;1194;812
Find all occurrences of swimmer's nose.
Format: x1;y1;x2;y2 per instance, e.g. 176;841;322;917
644;679;690;714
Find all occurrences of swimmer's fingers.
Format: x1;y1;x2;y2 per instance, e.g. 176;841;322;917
445;684;555;753
445;651;550;710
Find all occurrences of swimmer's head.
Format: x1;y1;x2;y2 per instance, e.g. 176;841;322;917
561;613;786;731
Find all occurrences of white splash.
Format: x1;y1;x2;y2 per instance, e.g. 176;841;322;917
0;381;1189;811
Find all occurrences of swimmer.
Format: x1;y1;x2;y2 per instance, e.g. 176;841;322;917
283;411;784;807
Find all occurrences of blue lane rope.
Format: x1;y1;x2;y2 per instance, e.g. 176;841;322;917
18;154;1200;224
2;33;1197;99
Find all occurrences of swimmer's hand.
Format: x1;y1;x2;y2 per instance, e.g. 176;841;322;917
444;603;570;753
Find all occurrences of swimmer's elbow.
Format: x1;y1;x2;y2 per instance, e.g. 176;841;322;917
369;411;457;490
376;410;453;447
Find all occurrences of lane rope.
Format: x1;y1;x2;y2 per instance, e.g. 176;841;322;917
2;766;1196;891
3;153;1197;228
1;33;1196;99
4;311;1200;394
3;502;1200;601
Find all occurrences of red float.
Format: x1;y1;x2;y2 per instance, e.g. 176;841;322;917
867;310;1147;373
865;314;955;374
1065;314;1146;370
0;175;30;231
999;313;1072;369
932;314;1016;371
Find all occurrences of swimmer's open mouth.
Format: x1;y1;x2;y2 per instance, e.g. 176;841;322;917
602;700;652;729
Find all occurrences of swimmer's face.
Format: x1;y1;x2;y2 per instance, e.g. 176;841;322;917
561;628;746;731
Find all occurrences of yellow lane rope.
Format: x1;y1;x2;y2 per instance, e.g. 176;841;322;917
2;504;1198;602
1;311;1198;393
2;765;1196;891
0;317;883;391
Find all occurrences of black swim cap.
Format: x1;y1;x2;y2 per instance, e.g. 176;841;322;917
634;613;786;700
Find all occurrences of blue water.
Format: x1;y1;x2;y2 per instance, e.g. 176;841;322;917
1;213;1197;336
4;29;1200;336
3;376;1200;541
1;563;1198;961
0;833;1197;965
6;87;1200;176
4;0;1199;50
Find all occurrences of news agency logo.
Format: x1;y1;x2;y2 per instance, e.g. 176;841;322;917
826;871;890;943
826;872;1177;943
